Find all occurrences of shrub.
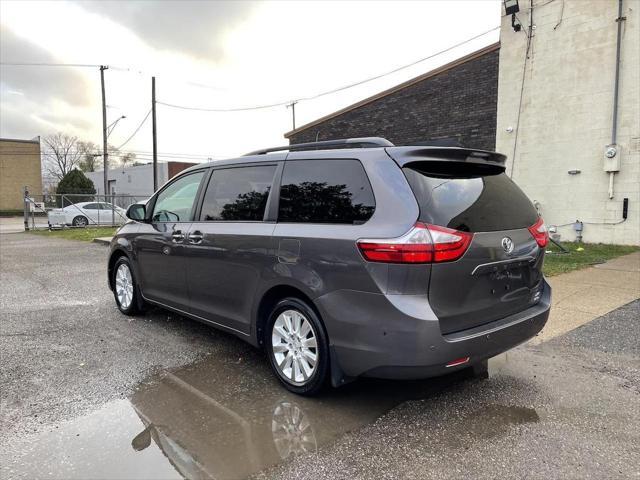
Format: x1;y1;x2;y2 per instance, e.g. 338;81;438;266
56;169;96;207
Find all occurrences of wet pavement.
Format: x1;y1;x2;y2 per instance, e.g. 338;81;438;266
1;233;639;479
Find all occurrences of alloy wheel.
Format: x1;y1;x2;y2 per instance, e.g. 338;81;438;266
115;263;134;309
271;309;318;385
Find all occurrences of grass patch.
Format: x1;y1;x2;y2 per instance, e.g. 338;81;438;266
543;242;639;276
30;226;118;242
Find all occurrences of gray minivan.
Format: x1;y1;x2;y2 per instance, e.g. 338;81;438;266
108;137;551;395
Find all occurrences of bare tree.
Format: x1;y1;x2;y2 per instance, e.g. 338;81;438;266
42;133;84;180
77;141;101;172
119;151;137;169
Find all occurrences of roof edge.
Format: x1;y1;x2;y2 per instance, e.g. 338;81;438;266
284;42;500;139
0;137;41;145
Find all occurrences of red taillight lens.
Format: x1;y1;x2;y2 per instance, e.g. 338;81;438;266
428;224;474;262
528;217;549;248
357;222;473;264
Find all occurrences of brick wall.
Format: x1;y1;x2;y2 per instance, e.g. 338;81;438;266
168;161;198;180
287;47;499;151
0;139;43;211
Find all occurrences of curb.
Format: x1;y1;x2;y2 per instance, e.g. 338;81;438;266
93;237;113;246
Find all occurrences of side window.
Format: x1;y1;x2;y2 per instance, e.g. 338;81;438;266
152;171;205;222
278;159;375;224
83;203;99;210
200;165;276;221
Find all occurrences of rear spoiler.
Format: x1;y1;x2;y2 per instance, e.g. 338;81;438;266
385;146;507;171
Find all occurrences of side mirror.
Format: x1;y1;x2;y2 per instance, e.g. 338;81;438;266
126;203;146;221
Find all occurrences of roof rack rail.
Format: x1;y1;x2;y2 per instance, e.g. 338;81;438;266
244;137;394;156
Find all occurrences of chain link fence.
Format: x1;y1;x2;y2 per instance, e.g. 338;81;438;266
23;192;150;230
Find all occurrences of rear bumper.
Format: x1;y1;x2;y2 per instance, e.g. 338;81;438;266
316;280;551;382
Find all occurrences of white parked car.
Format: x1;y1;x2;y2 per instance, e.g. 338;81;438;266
60;202;128;227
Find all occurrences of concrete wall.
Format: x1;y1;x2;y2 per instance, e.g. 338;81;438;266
86;163;168;197
497;0;639;245
86;161;199;197
287;45;500;151
0;138;43;211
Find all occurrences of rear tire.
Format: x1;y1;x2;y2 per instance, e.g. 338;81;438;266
266;297;329;396
72;215;88;227
112;256;142;315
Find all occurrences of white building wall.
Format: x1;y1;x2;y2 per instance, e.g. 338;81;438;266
86;163;169;197
496;0;639;245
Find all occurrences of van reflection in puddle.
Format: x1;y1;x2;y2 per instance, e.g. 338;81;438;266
128;353;467;479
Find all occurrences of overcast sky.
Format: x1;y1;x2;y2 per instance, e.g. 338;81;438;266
0;0;500;162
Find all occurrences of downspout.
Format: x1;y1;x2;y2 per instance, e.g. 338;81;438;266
609;0;625;199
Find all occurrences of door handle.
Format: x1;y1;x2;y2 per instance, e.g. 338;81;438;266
188;231;204;244
171;230;185;243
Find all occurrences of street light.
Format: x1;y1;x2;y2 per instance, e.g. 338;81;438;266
504;0;521;32
504;0;519;15
107;115;126;138
103;115;125;198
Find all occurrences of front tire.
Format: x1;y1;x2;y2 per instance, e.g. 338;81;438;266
266;298;329;396
112;257;141;315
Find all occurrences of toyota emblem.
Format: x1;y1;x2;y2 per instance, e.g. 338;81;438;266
501;237;515;254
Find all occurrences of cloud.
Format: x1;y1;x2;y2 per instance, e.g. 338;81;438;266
0;93;95;140
0;26;93;107
78;0;257;62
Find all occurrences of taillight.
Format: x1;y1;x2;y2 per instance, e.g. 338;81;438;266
528;217;549;248
357;222;473;264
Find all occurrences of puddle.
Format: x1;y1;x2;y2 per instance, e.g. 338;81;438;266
2;399;182;480
2;353;485;479
463;404;540;440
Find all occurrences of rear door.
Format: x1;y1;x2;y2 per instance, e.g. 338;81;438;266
403;163;545;334
184;162;280;334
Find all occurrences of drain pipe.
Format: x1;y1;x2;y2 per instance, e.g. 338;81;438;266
608;0;625;199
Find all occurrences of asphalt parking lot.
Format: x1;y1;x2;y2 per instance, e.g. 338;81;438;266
1;233;638;479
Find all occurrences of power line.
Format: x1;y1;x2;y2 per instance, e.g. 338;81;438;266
109;65;228;92
0;149;216;162
114;109;151;150
300;26;500;102
0;62;101;68
157;99;291;112
157;25;500;112
0;148;213;158
510;1;535;178
3;26;499;115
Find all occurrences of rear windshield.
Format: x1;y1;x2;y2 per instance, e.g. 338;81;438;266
403;165;538;232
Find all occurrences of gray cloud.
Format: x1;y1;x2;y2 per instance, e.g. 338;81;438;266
79;0;257;62
0;93;95;140
0;26;93;107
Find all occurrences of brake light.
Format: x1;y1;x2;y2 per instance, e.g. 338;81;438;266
357;222;473;264
528;217;549;248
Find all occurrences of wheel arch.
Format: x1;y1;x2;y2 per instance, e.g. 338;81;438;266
254;284;323;349
107;248;129;291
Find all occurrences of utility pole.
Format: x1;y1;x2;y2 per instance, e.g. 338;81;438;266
152;76;158;191
287;100;298;130
100;65;108;196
